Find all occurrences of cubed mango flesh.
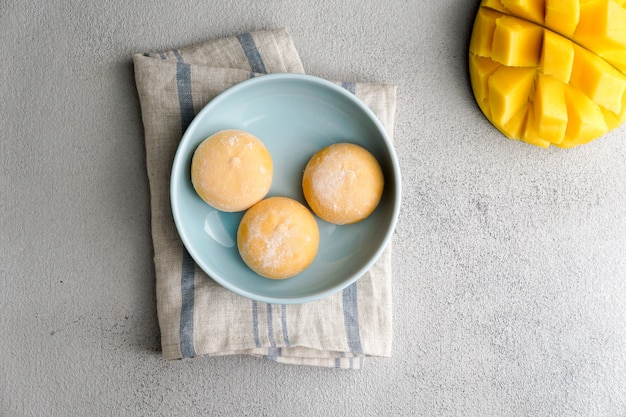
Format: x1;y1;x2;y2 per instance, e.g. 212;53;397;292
501;0;545;24
540;30;575;83
569;44;626;115
488;66;536;127
561;85;608;147
470;0;626;147
491;16;544;67
469;8;502;57
503;103;530;139
469;55;502;106
545;0;579;37
523;106;551;148
534;74;568;145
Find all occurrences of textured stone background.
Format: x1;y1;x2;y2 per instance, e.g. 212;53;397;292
2;0;626;415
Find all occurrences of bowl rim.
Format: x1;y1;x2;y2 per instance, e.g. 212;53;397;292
170;73;402;304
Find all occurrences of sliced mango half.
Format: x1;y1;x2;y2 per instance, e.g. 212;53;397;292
469;0;626;148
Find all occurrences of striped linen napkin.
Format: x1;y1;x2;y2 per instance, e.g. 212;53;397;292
133;28;397;369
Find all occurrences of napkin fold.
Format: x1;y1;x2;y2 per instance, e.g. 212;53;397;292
133;28;397;369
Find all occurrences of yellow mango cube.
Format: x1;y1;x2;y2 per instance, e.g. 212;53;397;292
570;45;626;115
469;55;502;104
560;85;608;147
599;49;626;74
469;8;502;57
545;0;579;37
491;15;544;67
575;0;626;52
501;0;545;24
540;30;574;83
608;89;626;124
601;107;623;130
575;0;609;38
523;106;551;148
488;66;536;126
534;74;568;144
605;1;626;35
503;103;530;139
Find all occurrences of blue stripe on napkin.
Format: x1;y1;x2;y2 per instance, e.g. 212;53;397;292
267;347;280;361
342;282;363;354
174;51;195;133
180;248;196;357
266;304;277;348
280;304;291;347
252;300;261;348
237;33;268;74
175;50;196;358
341;81;356;95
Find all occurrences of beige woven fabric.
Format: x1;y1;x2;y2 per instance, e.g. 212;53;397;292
133;29;397;369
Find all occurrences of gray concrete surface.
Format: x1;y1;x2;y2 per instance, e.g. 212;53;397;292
2;0;626;416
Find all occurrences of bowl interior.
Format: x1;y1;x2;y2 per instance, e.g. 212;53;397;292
171;74;400;303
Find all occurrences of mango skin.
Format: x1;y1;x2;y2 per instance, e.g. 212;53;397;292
469;0;626;148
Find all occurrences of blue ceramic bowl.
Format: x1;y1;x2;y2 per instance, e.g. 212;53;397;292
171;73;401;304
